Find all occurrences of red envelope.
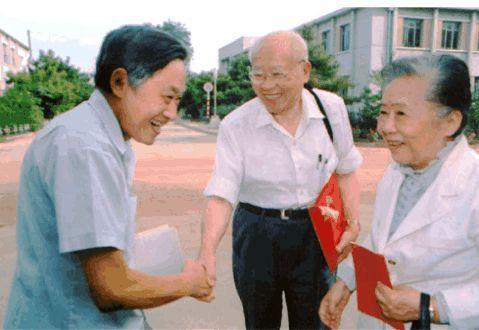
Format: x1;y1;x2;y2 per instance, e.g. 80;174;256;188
352;244;405;330
308;173;347;272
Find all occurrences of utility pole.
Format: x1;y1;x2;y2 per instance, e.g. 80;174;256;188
27;30;33;62
209;68;221;128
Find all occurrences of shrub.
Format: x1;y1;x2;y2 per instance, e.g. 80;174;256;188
0;88;43;131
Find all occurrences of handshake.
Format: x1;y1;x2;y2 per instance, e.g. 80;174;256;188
180;255;216;303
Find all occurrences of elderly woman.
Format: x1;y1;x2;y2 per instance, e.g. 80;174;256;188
319;54;479;329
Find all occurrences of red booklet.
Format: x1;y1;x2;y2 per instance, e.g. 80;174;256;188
352;244;405;330
308;173;347;272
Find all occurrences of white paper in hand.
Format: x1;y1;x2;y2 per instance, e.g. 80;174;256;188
132;225;184;276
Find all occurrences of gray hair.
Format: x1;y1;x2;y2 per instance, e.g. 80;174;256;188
248;30;309;64
380;54;471;137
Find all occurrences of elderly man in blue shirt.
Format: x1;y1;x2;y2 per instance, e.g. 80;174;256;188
4;25;213;329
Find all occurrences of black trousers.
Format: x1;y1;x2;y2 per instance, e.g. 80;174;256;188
232;204;335;330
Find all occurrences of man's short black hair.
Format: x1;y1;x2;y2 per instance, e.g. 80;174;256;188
94;25;188;93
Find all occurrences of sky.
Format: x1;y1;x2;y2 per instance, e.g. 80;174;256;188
1;0;478;74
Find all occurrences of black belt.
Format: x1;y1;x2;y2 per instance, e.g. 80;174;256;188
239;202;310;220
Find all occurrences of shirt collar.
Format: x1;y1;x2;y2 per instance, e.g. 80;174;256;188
88;89;129;155
302;88;324;122
255;88;324;128
395;134;462;176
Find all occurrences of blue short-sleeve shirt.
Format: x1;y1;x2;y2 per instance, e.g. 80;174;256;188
4;90;147;329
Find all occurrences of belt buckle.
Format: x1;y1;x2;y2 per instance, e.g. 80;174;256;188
280;209;290;220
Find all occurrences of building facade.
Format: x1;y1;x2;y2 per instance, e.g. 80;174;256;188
218;36;259;74
0;29;30;94
217;8;479;98
300;7;479;97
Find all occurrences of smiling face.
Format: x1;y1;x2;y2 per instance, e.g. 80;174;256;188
112;59;186;145
250;35;310;116
377;75;460;170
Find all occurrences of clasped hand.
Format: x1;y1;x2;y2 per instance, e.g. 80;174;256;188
181;259;215;302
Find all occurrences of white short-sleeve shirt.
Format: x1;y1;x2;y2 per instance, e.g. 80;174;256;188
204;88;362;208
4;90;147;329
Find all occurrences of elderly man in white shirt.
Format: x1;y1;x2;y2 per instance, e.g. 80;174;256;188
199;30;362;329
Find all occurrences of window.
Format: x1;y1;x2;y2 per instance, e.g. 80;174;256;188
475;77;479;97
3;44;10;64
402;18;422;47
441;21;461;49
340;24;350;51
321;30;330;53
11;48;16;66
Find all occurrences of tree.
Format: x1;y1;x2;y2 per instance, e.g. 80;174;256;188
180;55;255;119
8;50;93;119
180;71;213;119
180;26;355;120
217;55;255;106
0;88;43;131
298;26;353;103
156;20;193;64
466;96;479;138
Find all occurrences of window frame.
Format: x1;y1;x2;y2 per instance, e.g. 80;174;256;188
340;24;350;52
402;18;423;47
321;30;330;53
441;21;461;49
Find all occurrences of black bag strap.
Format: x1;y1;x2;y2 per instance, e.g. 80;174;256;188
306;86;334;143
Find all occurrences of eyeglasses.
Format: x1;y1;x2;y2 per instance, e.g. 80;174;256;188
248;60;306;84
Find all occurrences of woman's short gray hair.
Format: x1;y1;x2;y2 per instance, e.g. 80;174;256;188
380;54;471;137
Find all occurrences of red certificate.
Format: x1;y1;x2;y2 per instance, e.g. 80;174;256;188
308;173;347;272
352;244;405;330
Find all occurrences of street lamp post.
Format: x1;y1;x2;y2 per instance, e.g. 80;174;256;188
209;68;221;128
213;68;217;117
202;82;213;120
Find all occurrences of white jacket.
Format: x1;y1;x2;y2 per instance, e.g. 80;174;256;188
341;136;479;329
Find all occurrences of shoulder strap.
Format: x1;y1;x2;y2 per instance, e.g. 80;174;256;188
306;87;334;143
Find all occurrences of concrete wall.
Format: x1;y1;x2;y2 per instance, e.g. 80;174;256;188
217;7;479;98
0;31;29;93
218;37;259;74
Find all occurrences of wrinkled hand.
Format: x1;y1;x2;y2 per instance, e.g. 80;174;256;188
319;280;351;329
198;253;216;287
335;221;360;263
195;253;216;302
375;282;420;321
181;259;214;302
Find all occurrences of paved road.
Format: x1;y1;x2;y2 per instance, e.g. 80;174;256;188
0;120;389;329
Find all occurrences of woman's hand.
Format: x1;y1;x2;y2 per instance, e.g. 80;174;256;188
375;282;421;321
319;280;351;329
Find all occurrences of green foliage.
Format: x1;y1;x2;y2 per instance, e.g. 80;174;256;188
215;104;236;119
7;50;93;120
465;97;479;138
181;71;213;119
0;88;43;130
357;88;382;130
180;25;354;120
181;55;254;119
349;88;382;140
298;26;353;103
217;55;255;106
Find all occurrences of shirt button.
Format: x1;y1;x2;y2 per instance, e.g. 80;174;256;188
387;259;397;266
